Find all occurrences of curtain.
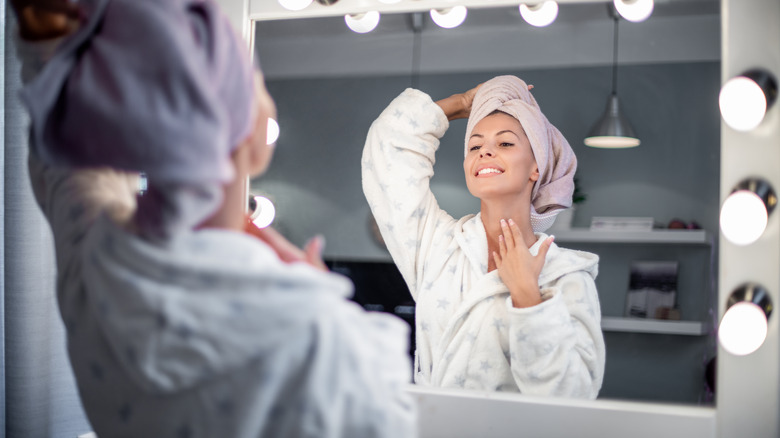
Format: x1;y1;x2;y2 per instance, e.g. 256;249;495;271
3;6;92;438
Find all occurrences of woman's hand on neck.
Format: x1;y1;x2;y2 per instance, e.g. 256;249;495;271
481;199;537;249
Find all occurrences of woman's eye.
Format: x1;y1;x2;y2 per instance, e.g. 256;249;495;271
469;145;482;151
500;142;514;147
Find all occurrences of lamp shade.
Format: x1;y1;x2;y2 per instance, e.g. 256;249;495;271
584;93;640;148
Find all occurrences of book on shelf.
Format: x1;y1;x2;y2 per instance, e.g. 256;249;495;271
624;260;680;320
590;216;654;232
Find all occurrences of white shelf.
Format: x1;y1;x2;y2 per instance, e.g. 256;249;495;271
551;228;711;244
601;317;708;336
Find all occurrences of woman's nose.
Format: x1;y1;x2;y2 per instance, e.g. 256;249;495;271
479;145;495;158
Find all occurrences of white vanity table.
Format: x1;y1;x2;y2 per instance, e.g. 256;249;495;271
219;0;780;436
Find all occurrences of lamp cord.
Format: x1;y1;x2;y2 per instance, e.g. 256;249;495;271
411;19;422;89
611;15;619;94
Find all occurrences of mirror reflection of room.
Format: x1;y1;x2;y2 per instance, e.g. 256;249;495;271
251;0;720;405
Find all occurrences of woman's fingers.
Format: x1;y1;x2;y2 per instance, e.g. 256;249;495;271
507;218;523;244
499;219;514;249
492;251;502;269
535;235;554;266
498;234;507;257
303;235;328;272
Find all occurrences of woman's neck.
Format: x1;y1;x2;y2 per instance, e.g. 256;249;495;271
480;197;537;259
198;149;250;233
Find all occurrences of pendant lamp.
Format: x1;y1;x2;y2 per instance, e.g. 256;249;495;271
585;10;640;148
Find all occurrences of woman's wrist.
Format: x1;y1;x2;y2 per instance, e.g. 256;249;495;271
435;94;468;121
510;284;543;308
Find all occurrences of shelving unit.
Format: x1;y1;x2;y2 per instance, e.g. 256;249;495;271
553;228;715;338
601;317;709;336
551;228;711;245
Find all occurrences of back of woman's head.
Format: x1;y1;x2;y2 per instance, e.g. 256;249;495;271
22;0;256;239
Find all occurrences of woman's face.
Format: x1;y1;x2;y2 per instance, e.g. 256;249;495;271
463;112;539;202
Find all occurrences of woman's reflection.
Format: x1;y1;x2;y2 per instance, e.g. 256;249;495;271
362;75;605;397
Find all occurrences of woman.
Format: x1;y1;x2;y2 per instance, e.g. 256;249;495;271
12;0;416;436
362;76;605;398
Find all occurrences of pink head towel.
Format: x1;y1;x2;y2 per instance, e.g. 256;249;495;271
465;75;577;233
21;0;256;240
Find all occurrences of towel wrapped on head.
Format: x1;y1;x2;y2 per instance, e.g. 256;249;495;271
21;0;256;240
465;75;577;233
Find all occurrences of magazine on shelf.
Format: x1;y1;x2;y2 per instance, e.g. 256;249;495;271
624;260;680;320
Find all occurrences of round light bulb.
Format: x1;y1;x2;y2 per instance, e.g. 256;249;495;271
267;118;280;145
519;2;559;28
614;0;654;23
719;302;769;356
251;196;276;228
720;190;768;246
278;0;312;11
719;76;768;131
430;6;468;29
345;11;380;34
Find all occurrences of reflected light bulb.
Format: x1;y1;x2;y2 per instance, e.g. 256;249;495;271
278;0;312;11
430;6;468;29
614;0;654;23
719;302;769;356
719;76;768;131
267;118;280;145
345;11;380;34
720;190;768;246
519;2;559;27
251;196;276;229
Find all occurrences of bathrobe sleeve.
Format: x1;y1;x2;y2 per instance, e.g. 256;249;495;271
505;269;605;399
361;89;455;299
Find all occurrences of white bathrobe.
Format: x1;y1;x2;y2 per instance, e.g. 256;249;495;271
362;89;606;398
20;37;415;438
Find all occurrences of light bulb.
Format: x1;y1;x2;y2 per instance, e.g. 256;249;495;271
583;136;640;148
614;0;654;23
720;190;768;246
267;118;280;145
720;76;769;131
719;302;769;356
345;11;380;34
251;196;276;228
430;6;467;29
519;2;559;28
278;0;312;11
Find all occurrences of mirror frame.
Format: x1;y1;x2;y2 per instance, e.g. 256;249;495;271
219;0;780;436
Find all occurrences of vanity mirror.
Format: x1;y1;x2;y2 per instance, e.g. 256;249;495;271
223;0;778;435
251;0;720;405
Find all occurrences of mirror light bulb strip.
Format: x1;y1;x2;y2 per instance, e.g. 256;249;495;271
613;0;654;23
345;11;381;33
430;6;468;29
720;179;776;246
251;196;276;228
278;0;312;12
519;2;559;28
267;118;280;145
719;70;778;132
719;284;773;356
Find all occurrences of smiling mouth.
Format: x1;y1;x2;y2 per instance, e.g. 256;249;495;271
476;167;504;177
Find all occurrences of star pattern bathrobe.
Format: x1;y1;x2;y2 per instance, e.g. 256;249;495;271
362;89;606;398
18;36;415;438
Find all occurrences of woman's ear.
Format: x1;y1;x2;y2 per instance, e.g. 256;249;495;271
530;164;540;182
